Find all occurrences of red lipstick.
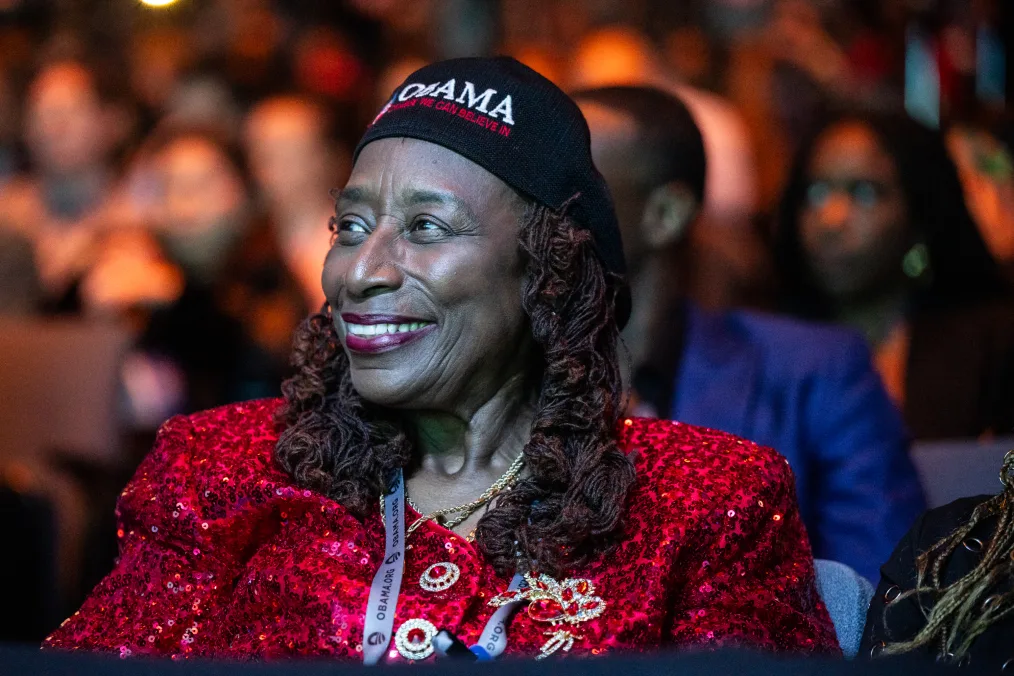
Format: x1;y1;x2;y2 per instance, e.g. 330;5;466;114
340;313;436;354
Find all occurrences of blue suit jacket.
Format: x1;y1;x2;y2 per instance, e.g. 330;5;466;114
671;304;926;582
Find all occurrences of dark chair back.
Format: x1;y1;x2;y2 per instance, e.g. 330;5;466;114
911;438;1014;508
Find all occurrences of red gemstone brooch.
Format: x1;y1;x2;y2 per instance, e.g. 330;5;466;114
488;573;606;659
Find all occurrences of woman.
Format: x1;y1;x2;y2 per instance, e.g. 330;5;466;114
861;451;1014;668
135;126;308;414
45;57;837;662
776;111;1014;440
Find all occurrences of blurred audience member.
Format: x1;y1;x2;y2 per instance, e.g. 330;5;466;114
137;127;306;416
570;25;758;227
127;27;196;135
0;59;130;312
150;128;250;284
373;56;427;111
569;25;769;310
726;0;902;218
291;26;368;105
946;124;1014;277
162;72;243;142
243;95;348;309
0;229;41;315
777;111;1014;440
576;86;924;582
661;24;714;91
0;67;17;189
510;42;564;86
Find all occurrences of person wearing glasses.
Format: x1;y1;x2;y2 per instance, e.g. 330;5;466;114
775;111;1014;440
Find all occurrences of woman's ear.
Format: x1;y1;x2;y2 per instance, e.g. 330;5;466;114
641;182;698;250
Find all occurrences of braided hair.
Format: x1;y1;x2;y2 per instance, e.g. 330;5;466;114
884;450;1014;659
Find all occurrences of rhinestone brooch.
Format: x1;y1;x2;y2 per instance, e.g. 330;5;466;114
488;573;606;659
419;562;460;592
394;618;438;661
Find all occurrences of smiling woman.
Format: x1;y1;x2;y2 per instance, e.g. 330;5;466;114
44;57;839;663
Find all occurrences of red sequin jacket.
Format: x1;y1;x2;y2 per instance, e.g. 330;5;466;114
45;399;840;661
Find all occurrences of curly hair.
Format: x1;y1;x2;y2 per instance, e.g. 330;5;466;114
883;450;1014;660
273;199;636;577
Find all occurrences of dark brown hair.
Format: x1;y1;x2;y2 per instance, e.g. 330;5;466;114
274;199;636;576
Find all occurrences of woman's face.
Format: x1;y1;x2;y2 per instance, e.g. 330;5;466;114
800;121;910;301
323;138;533;413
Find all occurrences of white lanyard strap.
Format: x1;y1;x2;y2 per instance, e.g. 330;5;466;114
362;471;406;665
469;572;525;660
363;469;523;664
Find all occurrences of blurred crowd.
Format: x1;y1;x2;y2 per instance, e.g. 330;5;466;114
1;0;1014;644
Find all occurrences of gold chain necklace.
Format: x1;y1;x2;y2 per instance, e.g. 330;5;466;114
381;451;526;536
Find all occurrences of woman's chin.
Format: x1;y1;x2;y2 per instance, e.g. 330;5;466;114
349;372;425;409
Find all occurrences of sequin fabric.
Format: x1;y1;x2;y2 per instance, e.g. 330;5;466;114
44;399;840;661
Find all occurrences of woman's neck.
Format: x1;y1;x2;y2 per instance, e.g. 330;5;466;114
834;287;910;347
401;374;536;529
407;373;536;477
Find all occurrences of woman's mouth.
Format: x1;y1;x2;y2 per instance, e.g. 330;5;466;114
340;314;436;354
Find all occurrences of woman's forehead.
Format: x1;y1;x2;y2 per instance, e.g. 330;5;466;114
343;137;518;210
810;122;895;177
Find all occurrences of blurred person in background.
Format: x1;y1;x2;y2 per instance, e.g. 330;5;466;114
374;56;428;110
568;25;772;310
0;229;41;315
946;122;1014;281
127;26;197;137
0;58;133;312
0;65;41;315
136;126;305;416
161;71;244;142
243;94;349;309
0;66;17;189
724;0;904;206
776;111;1014;440
576;85;924;583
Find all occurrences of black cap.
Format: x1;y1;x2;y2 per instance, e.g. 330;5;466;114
354;56;631;329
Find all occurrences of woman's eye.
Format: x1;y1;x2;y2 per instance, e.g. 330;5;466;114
806;181;831;207
331;217;369;245
340;219;369;234
409;217;449;236
852;181;881;208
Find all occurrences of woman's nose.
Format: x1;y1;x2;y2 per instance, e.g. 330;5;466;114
817;193;851;232
345;223;405;300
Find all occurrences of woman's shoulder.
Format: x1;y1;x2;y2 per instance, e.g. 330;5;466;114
616;416;795;499
909;494;994;549
120;399;290;521
157;398;286;471
182;397;287;449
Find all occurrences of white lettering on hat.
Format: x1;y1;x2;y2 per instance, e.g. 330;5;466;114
430;79;457;100
398;83;428;101
455;81;497;114
488;94;514;125
396;79;515;126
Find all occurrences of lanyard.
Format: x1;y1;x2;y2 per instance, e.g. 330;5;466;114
362;469;524;664
362;471;407;665
469;572;524;660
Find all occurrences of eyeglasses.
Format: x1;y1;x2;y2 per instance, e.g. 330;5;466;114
805;179;893;210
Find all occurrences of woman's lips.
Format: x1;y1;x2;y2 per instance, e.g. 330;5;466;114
340;313;436;354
